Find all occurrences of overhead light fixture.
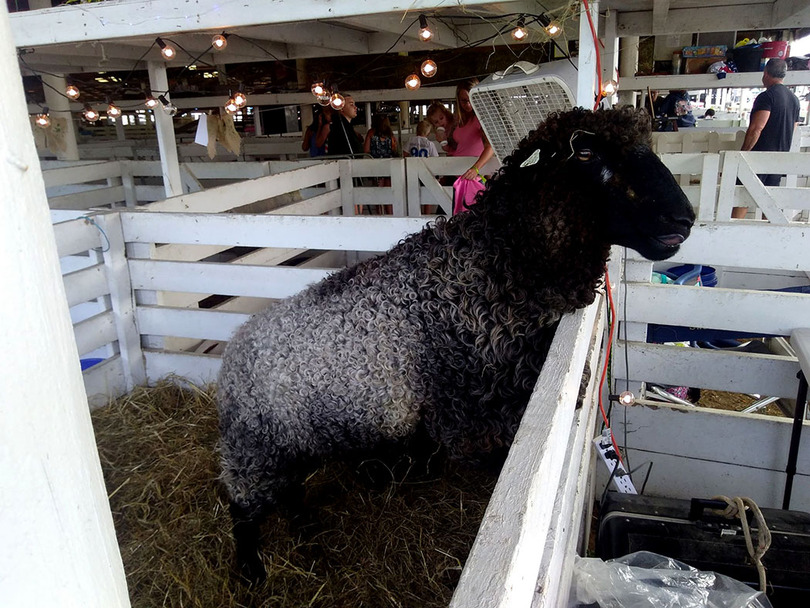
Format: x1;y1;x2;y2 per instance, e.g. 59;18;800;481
233;90;248;108
224;98;240;114
65;84;80;100
329;92;345;110
107;101;122;118
544;20;562;38
311;81;326;97
512;19;528;41
82;104;100;122
405;73;421;91
35;108;51;128
212;33;229;51
418;14;433;42
317;92;332;106
156;37;176;60
601;79;619;96
420;59;437;78
158;94;178;116
145;95;159;109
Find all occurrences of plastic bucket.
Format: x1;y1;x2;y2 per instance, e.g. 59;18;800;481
762;41;789;59
80;358;104;371
731;45;763;72
663;264;717;287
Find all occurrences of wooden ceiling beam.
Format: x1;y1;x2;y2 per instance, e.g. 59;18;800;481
617;4;773;36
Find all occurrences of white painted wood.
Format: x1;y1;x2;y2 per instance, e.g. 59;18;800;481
49;185;126;210
63;263;108;308
40;73;79;160
82;355;128;410
606;402;810;510
793;328;810;378
615;340;800;399
450;301;600;608
144;350;222;385
129;259;333;299
137;306;250;342
73;310;117;357
626;283;810;337
121;212;431;252
576;0;598;109
0;4;129;601
697;154;720;222
53;217;101;257
147;61;182;198
736;156;791;224
43;161;123;188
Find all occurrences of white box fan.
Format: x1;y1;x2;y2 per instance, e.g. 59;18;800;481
470;59;576;162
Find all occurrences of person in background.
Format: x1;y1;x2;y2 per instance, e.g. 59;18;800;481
452;79;495;180
364;114;398;158
327;95;363;157
733;58;801;218
661;90;696;128
426;102;455;154
301;105;332;157
404;120;439;158
702;108;716;119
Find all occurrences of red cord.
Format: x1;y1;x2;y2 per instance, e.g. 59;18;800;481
597;265;623;464
581;0;603;110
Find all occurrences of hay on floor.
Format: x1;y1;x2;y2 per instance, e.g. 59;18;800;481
91;381;498;607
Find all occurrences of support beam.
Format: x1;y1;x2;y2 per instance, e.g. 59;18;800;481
147;61;182;197
618;35;640;107
40;73;79;160
773;0;810;28
618;4;772;36
0;4;130;605
577;0;599;109
602;9;620;106
652;0;671;34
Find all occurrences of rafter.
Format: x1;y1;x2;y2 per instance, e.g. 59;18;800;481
617;4;772;36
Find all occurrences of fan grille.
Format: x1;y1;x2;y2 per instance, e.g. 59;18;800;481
471;79;573;162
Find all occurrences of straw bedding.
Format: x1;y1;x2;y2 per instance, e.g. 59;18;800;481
91;381;498;607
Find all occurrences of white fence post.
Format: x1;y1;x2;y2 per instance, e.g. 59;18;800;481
0;3;130;603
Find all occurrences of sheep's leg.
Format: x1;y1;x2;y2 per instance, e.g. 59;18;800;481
229;500;267;584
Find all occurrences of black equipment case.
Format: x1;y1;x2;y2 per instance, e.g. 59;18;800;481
596;493;810;607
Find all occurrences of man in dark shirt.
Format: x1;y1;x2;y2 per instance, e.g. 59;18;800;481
327;94;363;157
733;59;801;218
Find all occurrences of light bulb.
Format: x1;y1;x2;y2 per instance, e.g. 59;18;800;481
65;85;80;100
224;98;239;114
512;21;528;41
311;81;325;97
544;21;562;38
317;92;331;106
420;59;437;78
233;91;247;108
418;14;433;41
145;96;159;109
619;391;636;406
156;37;176;60
83;105;100;122
329;92;345;110
601;79;618;96
35;112;51;128
212;34;228;51
107;103;122;118
405;73;421;91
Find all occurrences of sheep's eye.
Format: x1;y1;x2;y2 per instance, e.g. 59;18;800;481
576;148;594;162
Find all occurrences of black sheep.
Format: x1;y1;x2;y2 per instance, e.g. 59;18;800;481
217;107;695;579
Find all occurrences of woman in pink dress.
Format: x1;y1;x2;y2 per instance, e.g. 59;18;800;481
452;79;494;181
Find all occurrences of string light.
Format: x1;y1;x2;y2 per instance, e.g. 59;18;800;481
404;73;421;91
233;90;248;108
107;101;122;118
311;81;326;97
420;59;437;78
619;391;636;406
329;92;345;111
601;79;618;96
144;96;159;109
82;104;100;122
544;20;562;38
317;92;331;106
156;37;176;60
158;95;177;116
35;108;51;128
418;14;433;41
65;84;80;100
212;34;229;51
512;19;528;41
224;97;240;114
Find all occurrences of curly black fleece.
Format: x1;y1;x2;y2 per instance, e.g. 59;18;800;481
218;108;667;517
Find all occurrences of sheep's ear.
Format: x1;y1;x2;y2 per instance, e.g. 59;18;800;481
520;148;542;168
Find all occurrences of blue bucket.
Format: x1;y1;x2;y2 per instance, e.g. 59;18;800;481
80;358;104;371
664;264;717;287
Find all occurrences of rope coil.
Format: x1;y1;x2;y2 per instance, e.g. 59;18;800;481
712;495;772;593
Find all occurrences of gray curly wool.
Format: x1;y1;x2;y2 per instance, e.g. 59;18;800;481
217;108;695;534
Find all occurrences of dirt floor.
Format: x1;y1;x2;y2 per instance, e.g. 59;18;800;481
91;382;498;608
696;388;787;417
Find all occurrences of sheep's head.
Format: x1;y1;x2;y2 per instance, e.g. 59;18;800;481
506;107;695;261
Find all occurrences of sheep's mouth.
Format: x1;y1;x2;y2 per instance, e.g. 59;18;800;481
654;233;686;248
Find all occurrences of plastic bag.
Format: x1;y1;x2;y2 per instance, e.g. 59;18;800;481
452;175;486;215
568;551;772;608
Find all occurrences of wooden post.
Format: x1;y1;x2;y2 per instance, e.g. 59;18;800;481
0;4;130;605
602;9;620;107
40;73;80;160
147;61;182;197
618;35;639;108
576;0;599;109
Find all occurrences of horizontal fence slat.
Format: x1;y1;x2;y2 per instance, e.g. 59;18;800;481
63;264;108;308
42;161;122;188
626;283;809;337
633;223;810;272
74;310;117;357
615;340;800;399
269;190;341;216
129;259;333;299
53;218;101;258
137;306;250;341
82;356;128;410
121;212;430;251
49;185;126;210
144;350;221;385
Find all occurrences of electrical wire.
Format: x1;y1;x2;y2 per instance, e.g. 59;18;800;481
597;266;623;465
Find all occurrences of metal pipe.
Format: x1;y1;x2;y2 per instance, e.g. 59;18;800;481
783;371;808;510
